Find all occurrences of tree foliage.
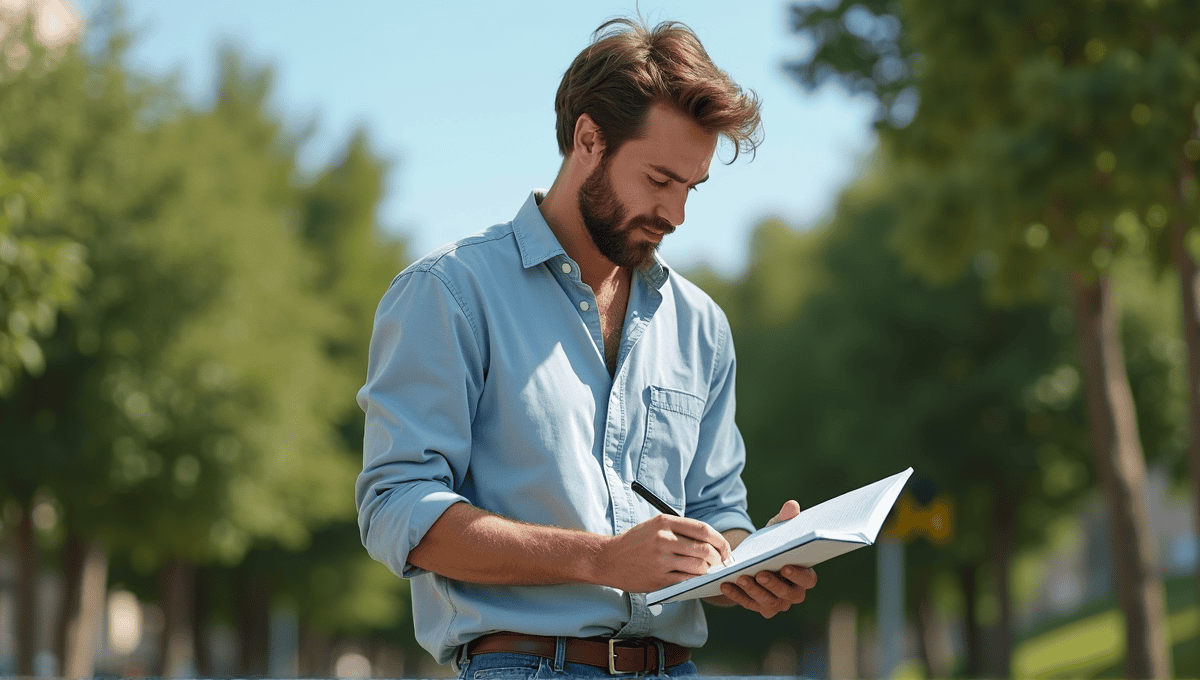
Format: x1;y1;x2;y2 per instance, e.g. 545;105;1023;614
0;162;86;394
694;165;1090;669
0;14;412;656
786;1;1200;675
788;0;1200;295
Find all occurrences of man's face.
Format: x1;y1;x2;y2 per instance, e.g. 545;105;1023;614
576;103;718;269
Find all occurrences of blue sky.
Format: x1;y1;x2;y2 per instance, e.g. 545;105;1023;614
77;0;877;276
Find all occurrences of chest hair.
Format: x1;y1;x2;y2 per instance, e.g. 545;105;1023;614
595;278;630;377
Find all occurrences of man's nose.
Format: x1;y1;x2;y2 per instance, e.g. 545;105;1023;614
658;192;687;228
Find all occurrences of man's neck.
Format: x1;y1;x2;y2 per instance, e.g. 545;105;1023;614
538;181;628;293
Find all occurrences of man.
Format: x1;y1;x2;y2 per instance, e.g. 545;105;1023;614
356;18;817;676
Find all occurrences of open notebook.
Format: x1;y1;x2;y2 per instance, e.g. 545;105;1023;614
647;468;914;605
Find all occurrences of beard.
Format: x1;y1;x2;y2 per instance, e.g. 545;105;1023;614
577;156;674;269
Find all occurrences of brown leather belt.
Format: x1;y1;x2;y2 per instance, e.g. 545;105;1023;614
466;632;691;674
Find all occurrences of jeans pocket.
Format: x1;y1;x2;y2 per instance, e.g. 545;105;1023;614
469;652;542;680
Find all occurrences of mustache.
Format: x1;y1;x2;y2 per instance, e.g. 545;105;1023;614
629;215;675;235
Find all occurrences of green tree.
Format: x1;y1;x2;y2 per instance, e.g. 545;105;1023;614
211;129;415;673
692;166;1089;675
82;50;365;675
786;1;1200;675
0;18;88;398
0;165;86;395
0;26;375;675
0;18;149;673
0;5;423;672
292;129;413;653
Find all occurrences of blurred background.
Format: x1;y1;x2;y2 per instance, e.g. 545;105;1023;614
1;0;1199;677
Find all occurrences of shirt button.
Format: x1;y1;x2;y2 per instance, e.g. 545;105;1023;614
561;262;572;274
579;300;590;312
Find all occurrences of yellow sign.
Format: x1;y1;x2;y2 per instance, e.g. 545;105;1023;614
882;493;954;544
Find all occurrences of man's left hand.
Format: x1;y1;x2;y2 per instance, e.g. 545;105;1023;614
717;500;817;619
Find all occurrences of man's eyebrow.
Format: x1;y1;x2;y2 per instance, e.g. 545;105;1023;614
650;165;710;186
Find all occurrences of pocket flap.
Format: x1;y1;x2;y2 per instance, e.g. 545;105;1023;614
648;385;704;420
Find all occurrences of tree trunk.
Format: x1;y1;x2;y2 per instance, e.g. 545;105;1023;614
236;568;271;676
299;619;332;677
155;558;196;677
827;602;858;680
55;534;108;679
371;640;407;679
957;563;983;678
55;533;84;673
15;503;38;677
192;568;211;678
912;575;947;679
1169;156;1200;651
990;489;1015;678
1071;274;1170;679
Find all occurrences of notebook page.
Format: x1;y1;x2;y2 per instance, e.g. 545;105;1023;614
647;468;913;604
730;468;912;562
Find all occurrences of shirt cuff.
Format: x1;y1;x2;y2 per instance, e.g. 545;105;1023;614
399;487;472;579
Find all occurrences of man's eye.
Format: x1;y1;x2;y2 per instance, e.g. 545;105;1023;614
649;177;669;188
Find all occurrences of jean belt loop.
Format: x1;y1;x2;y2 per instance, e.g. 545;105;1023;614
553;636;567;672
454;643;470;676
655;639;666;675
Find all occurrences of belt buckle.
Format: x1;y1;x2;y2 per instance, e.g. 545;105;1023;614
607;638;623;675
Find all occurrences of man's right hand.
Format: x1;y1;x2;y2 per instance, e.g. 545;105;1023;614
406;503;730;592
597;514;732;593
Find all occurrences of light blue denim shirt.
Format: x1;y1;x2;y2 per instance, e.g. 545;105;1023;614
355;191;755;666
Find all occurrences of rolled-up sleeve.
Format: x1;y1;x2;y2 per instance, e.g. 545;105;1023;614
355;267;486;578
684;318;756;535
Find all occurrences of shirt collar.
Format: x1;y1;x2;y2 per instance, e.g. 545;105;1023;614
512;191;566;269
511;190;671;290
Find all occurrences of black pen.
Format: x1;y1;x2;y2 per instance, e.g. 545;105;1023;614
631;480;680;516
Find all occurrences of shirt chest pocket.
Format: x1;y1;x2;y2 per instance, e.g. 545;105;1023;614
635;385;706;514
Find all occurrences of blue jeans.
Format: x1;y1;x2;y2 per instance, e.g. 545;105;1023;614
460;640;699;679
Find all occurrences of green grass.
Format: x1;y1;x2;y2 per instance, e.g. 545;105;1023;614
1011;575;1200;678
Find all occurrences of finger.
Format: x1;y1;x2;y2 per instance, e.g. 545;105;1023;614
719;582;759;611
650;522;719;570
669;554;715;577
669;518;731;561
754;571;808;604
721;580;789;619
737;574;789;611
767;500;802;527
673;536;721;567
666;516;725;545
781;565;818;589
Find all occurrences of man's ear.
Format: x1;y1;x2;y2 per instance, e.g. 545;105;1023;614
572;113;606;165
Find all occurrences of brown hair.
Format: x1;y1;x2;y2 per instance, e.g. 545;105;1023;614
554;17;762;162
